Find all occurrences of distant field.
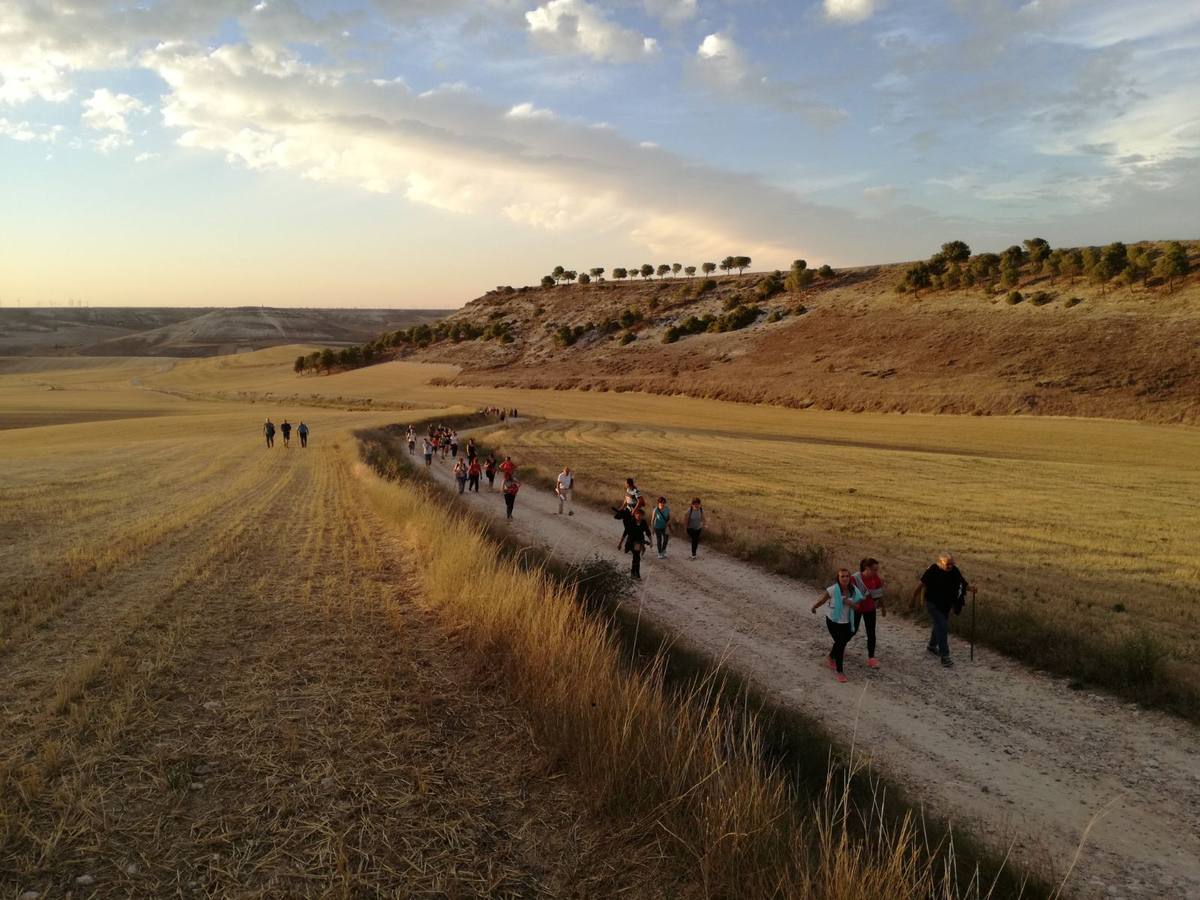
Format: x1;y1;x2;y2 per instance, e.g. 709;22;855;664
139;350;1200;707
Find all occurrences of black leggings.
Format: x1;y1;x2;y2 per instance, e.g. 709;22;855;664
826;619;854;674
859;610;877;658
630;545;643;577
504;494;515;518
655;528;669;554
687;527;701;556
468;475;479;492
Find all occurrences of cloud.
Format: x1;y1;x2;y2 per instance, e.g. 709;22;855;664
693;33;847;124
0;117;63;143
134;151;160;162
506;101;556;119
82;88;147;132
824;0;882;24
93;132;132;153
525;0;659;62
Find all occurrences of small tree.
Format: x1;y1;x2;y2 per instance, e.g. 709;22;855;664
577;272;591;285
640;264;654;280
294;355;306;374
818;264;835;278
684;265;696;278
1023;237;1052;273
563;270;577;284
320;347;337;371
590;267;604;279
552;265;565;284
655;264;669;279
702;262;717;277
792;259;807;271
1155;241;1190;291
541;274;556;288
671;263;682;278
719;256;735;277
785;260;815;292
613;267;628;281
902;261;932;296
940;241;971;264
735;255;751;274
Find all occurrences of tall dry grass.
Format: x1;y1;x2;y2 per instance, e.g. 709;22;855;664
356;452;1029;899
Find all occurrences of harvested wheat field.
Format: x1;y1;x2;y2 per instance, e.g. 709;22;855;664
0;399;693;897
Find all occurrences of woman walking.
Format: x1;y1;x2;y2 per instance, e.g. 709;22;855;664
453;457;468;494
685;498;705;560
811;568;865;683
623;477;642;512
852;558;886;668
422;438;434;468
501;474;520;520
652;497;671;559
623;506;652;579
484;454;497;490
467;457;481;493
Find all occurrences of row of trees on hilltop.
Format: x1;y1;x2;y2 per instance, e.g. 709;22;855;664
898;239;1191;297
540;256;756;287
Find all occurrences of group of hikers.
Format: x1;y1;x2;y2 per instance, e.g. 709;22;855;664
482;406;521;422
262;418;309;448
407;422;978;682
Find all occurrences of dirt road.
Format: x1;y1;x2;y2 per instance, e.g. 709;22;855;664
424;449;1200;900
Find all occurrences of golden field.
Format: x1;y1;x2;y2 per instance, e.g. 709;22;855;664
138;349;1200;712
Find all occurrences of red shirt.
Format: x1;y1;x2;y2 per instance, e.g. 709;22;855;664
854;571;884;612
499;460;515;478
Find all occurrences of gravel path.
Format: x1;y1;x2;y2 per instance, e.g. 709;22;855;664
424;448;1200;900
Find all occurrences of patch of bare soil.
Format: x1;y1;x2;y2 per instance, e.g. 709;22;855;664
423;450;1200;900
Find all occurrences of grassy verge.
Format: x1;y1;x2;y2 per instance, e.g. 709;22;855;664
462;421;1200;724
357;423;1058;899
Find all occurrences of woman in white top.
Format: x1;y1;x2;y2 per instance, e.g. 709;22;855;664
810;568;865;683
556;467;574;515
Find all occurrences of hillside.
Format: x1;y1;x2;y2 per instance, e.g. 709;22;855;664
0;306;449;357
401;241;1200;425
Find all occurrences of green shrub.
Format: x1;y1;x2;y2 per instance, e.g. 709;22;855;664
1005;290;1024;305
756;271;785;299
1030;291;1054;306
618;307;643;328
620;331;636;345
694;278;717;296
1065;297;1083;308
767;309;785;323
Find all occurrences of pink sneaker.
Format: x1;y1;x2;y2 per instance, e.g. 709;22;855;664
867;657;880;669
836;673;848;683
826;657;837;671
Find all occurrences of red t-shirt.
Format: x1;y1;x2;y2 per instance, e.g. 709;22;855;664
499;460;515;478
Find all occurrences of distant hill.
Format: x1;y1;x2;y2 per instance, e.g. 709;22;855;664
0;306;450;357
392;240;1199;425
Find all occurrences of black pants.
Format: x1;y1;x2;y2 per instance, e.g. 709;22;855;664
655;528;668;554
630;544;644;577
468;475;479;492
299;434;307;447
504;494;515;518
687;527;701;556
487;473;495;488
265;434;274;447
826;619;854;673
456;477;466;494
860;610;877;658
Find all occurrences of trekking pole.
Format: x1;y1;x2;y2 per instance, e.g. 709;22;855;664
969;588;978;662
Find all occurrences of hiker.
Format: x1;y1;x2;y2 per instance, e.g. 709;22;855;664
422;438;434;468
652;497;671;559
297;421;309;448
280;419;292;447
555;466;574;515
453;457;468;494
484;454;497;490
850;558;885;668
623;477;641;512
499;455;516;481
263;419;275;448
467;457;482;492
911;551;976;668
685;498;705;559
811;568;866;683
615;505;652;579
450;433;459;458
466;438;477;462
501;473;520;519
406;426;416;455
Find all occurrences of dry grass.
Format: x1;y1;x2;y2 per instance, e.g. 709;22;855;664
356;448;1029;898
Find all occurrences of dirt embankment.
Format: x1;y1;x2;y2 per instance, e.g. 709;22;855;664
411;246;1200;425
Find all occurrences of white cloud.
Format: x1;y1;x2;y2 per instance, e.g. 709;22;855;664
93;132;132;154
525;0;659;62
694;33;847;124
0;117;63;143
82;88;147;132
506;101;556;119
134;151;160;162
824;0;881;24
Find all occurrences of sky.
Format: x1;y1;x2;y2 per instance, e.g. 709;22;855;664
1;0;1198;308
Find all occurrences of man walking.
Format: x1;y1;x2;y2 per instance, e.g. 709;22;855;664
911;551;975;667
297;421;309;448
263;418;275;448
280;419;292;447
555;466;574;515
